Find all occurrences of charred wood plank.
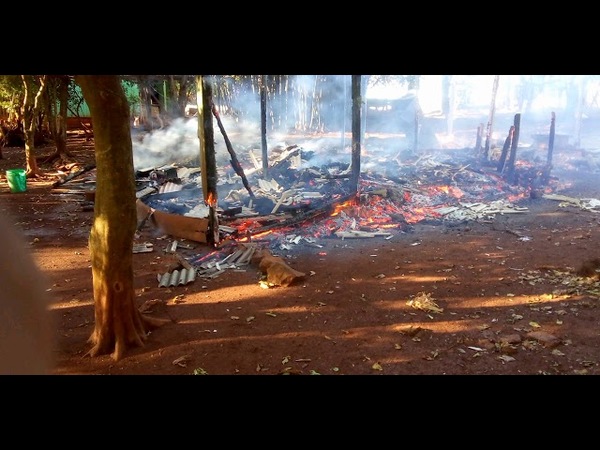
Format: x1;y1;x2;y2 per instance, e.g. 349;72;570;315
51;164;96;187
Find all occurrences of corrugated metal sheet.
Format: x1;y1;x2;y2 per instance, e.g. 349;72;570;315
157;268;196;287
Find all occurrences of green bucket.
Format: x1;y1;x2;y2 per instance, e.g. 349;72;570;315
6;168;27;193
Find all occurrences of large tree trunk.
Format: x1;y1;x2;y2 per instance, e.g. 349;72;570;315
21;75;47;177
75;75;167;361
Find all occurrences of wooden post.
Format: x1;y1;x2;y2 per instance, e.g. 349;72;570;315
260;75;269;180
414;110;419;153
483;75;500;161
505;113;521;184
475;123;483;154
350;75;362;196
574;77;584;149
197;76;219;247
547;112;556;167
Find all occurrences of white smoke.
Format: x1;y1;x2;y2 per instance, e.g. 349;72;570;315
132;115;264;171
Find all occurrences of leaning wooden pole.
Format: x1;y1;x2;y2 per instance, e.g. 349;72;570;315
350;75;362;197
211;102;255;198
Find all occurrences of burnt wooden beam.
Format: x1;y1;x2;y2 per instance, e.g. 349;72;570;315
51;164;96;187
211;102;255;198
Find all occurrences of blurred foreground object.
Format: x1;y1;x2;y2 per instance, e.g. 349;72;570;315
0;213;52;374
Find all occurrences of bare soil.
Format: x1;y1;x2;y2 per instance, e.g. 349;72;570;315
2;130;600;376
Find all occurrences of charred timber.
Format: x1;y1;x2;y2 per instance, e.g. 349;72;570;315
247;193;357;236
497;125;514;173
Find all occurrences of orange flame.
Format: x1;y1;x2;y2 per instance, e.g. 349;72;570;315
206;191;217;207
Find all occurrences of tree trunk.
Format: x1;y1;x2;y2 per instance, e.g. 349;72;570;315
21;75;47;177
42;75;72;164
75;75;167;361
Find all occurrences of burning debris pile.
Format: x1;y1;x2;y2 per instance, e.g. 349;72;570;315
135;141;564;255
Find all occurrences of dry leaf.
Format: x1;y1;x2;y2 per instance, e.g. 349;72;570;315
372;362;383;371
172;354;192;367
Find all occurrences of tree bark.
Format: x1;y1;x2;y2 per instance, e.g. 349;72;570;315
76;75;167;361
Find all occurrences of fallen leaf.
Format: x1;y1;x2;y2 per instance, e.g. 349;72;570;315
282;355;290;365
372;362;383;371
193;367;208;375
468;346;485;352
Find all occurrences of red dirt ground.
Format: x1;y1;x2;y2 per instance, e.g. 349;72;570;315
2;130;600;376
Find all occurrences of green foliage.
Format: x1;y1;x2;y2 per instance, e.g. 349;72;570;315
0;75;23;118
